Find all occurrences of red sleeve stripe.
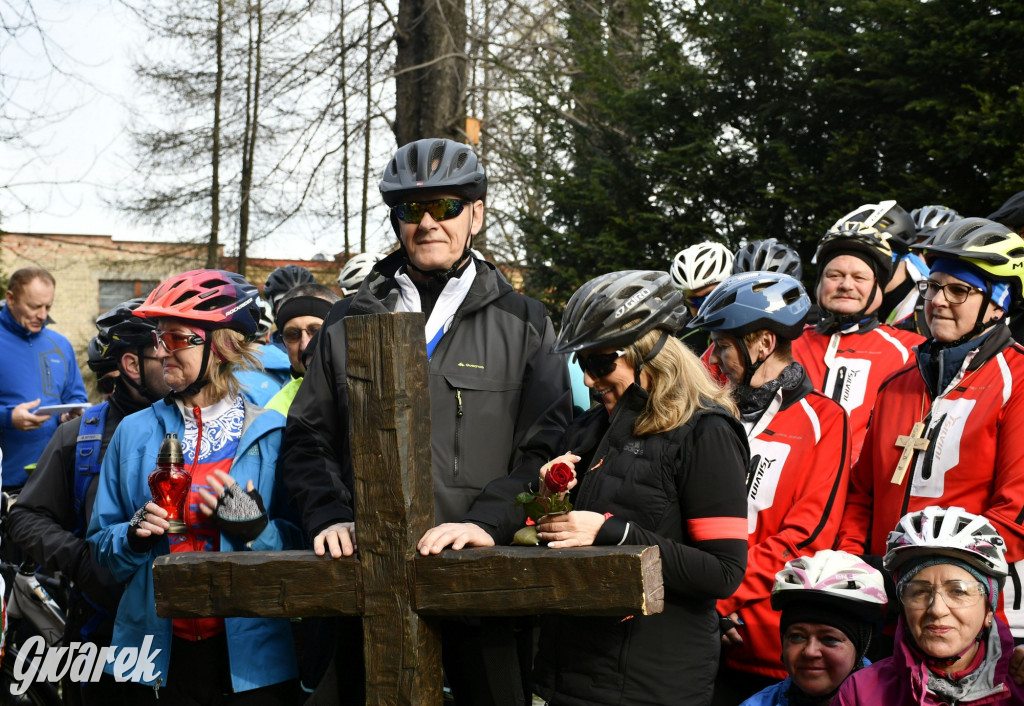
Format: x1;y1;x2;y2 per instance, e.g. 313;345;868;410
687;517;748;542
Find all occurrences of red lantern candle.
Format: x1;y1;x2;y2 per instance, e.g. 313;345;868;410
148;433;191;534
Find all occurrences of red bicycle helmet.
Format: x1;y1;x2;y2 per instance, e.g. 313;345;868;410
135;269;261;335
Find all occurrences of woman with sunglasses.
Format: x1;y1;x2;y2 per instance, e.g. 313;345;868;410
835;219;1024;639
686;272;853;705
419;270;749;706
835;506;1024;705
88;269;302;704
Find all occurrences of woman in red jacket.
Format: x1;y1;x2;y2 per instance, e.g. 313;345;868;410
687;272;853;704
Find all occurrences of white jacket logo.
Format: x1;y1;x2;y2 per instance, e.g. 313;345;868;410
12;635;162;694
615;288;650;319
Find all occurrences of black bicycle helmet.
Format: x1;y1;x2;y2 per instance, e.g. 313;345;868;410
732;239;803;280
379;138;487;207
832;201;916;255
264;265;316;309
87;335;119;375
93;298;159;398
988;190;1024;230
96;298;157;351
554;271;686;354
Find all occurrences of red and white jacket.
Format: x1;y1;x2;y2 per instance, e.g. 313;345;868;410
792;320;924;463
837;327;1024;636
718;367;852;680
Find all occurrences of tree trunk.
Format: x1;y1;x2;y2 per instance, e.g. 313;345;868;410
393;0;469;145
208;0;224;269
238;0;263;277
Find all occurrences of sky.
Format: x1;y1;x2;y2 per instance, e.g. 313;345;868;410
0;0;392;261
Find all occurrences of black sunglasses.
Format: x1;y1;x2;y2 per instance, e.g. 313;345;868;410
393;198;470;224
574;350;626;379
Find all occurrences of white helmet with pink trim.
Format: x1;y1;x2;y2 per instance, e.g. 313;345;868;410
771;549;888;621
884;506;1007;587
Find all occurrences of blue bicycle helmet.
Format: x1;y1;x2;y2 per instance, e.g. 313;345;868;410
687;271;810;341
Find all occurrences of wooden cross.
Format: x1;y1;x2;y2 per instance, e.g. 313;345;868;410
152;313;664;705
891;421;930;485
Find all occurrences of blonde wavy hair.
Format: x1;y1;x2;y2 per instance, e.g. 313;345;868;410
621;329;737;436
205;328;262;402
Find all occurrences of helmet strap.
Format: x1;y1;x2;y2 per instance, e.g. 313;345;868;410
118;346;161;403
398;222;474;283
166;340;213;400
633;330;669;384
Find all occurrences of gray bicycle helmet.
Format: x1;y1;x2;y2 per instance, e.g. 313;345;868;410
832;200;916;255
554;271;687;354
911;205;961;237
264;265;316;310
732;239;803;280
379;138;487;207
688;272;810;341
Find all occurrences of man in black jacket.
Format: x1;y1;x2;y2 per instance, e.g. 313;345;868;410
281;138;572;705
7;299;168;705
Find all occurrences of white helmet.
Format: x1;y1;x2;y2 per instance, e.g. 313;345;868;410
771;550;888;620
337;252;386;296
255;298;274;339
884;506;1008;586
670;242;733;291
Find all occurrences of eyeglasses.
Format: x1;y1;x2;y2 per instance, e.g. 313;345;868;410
153;329;205;352
574;350;626;379
898;580;987;609
916;279;984;305
393;198;470;224
281;324;322;344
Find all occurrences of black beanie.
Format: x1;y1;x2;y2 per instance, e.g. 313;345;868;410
779;601;874;663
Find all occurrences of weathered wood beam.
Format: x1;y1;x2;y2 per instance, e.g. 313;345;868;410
154;544;665;619
412;545;664;617
346;313;439;705
153;550;361;618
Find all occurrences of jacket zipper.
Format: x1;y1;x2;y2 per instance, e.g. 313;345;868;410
454;389;463;480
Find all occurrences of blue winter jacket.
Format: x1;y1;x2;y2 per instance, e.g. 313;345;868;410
87;398;301;691
236;344;291;406
0;303;88;486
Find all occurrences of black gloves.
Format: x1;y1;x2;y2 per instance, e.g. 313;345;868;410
214;484;268;544
126;505;161;553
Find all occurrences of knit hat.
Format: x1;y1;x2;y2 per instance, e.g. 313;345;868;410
895;556;1000;612
275;295;334;331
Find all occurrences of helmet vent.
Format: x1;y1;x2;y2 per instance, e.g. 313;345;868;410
454;152;468;171
428;141;446;176
406;144;419;174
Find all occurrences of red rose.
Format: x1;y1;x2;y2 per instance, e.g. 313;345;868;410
544;462;573;494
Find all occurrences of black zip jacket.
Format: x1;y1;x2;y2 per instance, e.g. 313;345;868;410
281;253;572;536
465;384;750;706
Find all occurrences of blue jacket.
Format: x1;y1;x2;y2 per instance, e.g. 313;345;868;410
741;678;793;706
236;344;291;406
87;398;301;691
0;303;88;486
